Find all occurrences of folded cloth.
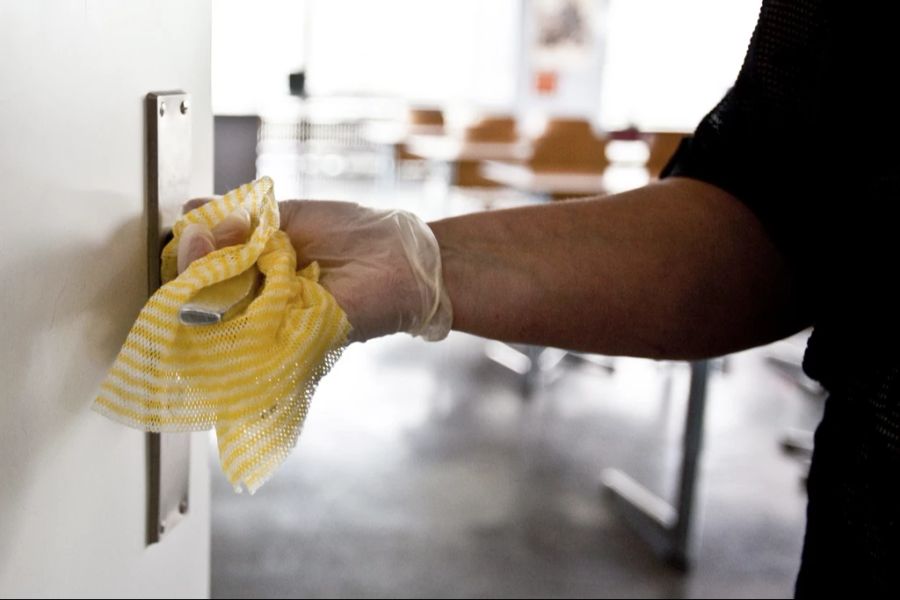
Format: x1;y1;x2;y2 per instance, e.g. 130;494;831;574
94;177;351;493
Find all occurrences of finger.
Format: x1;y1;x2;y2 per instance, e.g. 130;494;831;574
211;207;251;249
177;223;216;274
182;196;219;215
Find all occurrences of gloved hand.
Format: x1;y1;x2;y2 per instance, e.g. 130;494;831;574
178;199;453;343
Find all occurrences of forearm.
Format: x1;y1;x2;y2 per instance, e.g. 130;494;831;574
428;177;810;359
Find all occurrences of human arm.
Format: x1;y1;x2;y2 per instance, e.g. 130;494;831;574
429;176;810;359
178;177;809;359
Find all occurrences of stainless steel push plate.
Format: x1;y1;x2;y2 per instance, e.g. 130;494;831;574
146;91;192;545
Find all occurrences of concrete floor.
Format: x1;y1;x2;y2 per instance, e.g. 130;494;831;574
210;331;822;598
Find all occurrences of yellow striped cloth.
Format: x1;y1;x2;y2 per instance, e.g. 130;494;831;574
94;177;351;493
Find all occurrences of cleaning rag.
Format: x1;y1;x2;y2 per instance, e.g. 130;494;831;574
94;176;351;493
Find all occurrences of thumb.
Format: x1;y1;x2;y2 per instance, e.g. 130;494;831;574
177;223;216;274
211;207;251;249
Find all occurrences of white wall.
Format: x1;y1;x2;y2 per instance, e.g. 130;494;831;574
0;1;212;597
515;0;610;125
516;0;762;131
305;0;521;108
210;0;760;132
211;0;522;113
212;0;308;115
599;0;762;131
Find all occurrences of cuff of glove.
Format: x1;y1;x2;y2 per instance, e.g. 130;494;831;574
396;212;454;342
412;284;453;341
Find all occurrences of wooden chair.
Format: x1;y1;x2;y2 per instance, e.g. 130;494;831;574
530;119;608;169
645;131;687;179
528;118;609;199
455;115;520;187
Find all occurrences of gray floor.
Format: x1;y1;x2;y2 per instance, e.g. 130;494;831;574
210;331;822;598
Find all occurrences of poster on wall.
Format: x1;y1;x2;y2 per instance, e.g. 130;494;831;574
532;0;595;69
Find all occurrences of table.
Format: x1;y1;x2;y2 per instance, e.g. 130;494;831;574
361;121;444;147
482;151;707;570
602;360;710;570
480;160;608;197
405;135;531;162
403;135;532;189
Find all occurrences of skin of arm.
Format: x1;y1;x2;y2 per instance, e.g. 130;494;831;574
428;176;811;360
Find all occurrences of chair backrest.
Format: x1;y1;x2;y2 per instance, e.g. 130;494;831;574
463;115;518;143
408;107;445;130
528;118;608;173
646;132;687;179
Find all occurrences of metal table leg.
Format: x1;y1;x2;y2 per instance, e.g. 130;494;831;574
483;342;552;397
484;342;614;398
601;359;710;570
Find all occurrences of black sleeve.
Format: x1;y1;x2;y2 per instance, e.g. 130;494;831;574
660;0;899;305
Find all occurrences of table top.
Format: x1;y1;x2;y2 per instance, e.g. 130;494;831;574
480;160;608;195
405;135;531;162
362;122;445;146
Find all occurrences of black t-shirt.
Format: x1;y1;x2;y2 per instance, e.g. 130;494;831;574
662;0;900;391
662;1;900;592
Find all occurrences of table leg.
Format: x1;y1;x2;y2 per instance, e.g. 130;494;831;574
601;359;710;570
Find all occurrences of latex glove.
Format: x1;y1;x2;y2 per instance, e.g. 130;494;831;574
178;199;452;343
278;200;453;342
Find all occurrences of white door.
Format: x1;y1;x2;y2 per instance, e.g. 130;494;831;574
0;1;212;596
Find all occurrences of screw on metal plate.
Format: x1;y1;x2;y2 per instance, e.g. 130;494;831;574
180;99;190;115
159;101;166;117
179;499;189;514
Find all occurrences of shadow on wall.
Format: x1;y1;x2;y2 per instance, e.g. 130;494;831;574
0;188;147;575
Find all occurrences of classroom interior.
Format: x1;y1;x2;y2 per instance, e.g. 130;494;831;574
207;1;822;598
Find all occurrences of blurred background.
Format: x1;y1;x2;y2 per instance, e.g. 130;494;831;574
208;1;822;597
